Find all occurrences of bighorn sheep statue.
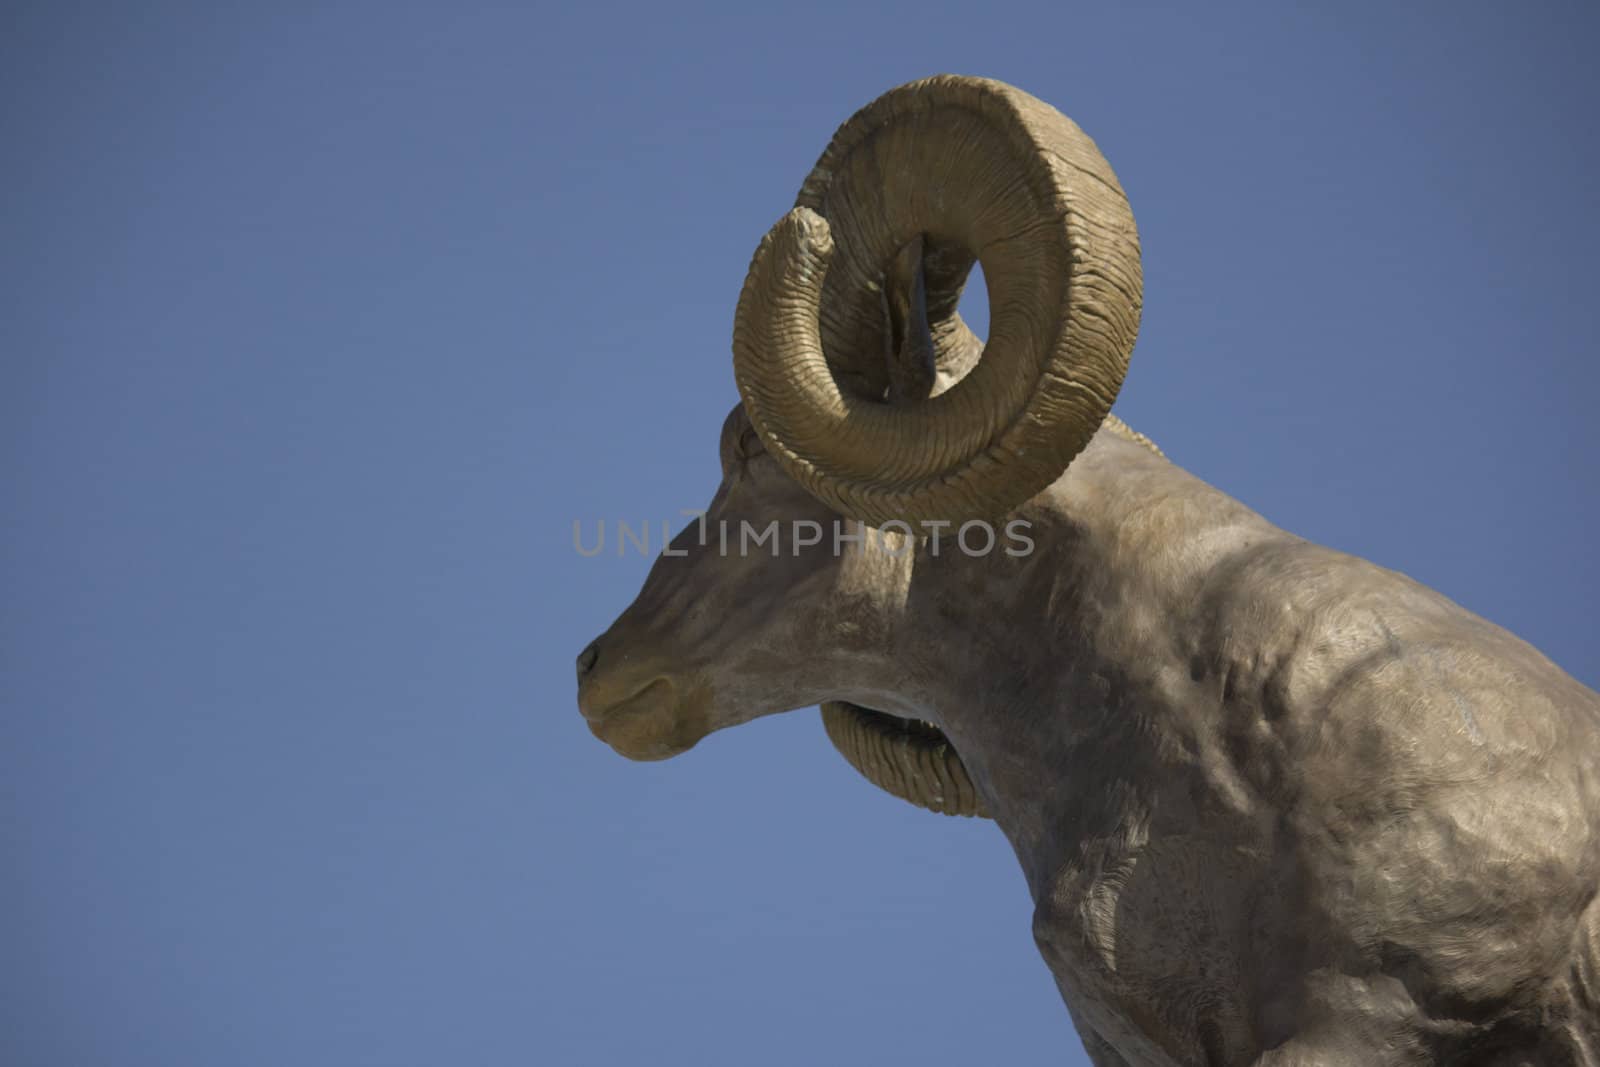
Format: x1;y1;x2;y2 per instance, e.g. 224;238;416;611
575;76;1600;1064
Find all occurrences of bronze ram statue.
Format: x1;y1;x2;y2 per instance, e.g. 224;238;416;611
575;75;1600;1064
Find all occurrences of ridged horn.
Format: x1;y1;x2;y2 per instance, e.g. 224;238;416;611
820;702;990;818
732;75;1142;527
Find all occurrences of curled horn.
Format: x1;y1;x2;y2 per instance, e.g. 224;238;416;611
732;75;1142;527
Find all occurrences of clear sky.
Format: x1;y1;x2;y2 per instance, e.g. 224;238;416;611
4;4;1597;1065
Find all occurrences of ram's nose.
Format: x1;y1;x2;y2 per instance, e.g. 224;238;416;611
576;640;600;680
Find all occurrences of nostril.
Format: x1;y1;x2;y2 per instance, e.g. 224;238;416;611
576;641;600;678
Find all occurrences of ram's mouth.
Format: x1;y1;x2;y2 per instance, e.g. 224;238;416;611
582;677;673;730
582;678;701;762
820;702;989;818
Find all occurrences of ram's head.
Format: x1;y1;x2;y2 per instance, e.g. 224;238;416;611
576;75;1142;816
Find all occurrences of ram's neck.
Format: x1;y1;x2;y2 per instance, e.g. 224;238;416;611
897;427;1287;894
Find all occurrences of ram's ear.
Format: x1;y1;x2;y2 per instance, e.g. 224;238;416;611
882;235;937;405
717;403;766;476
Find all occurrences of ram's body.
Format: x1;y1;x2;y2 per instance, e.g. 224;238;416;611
580;410;1600;1064
959;426;1600;1064
576;77;1600;1063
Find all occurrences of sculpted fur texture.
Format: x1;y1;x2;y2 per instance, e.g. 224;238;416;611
576;76;1600;1064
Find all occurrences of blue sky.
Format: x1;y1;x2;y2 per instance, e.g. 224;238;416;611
4;4;1597;1065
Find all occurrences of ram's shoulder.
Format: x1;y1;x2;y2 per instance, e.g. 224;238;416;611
1198;535;1600;785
